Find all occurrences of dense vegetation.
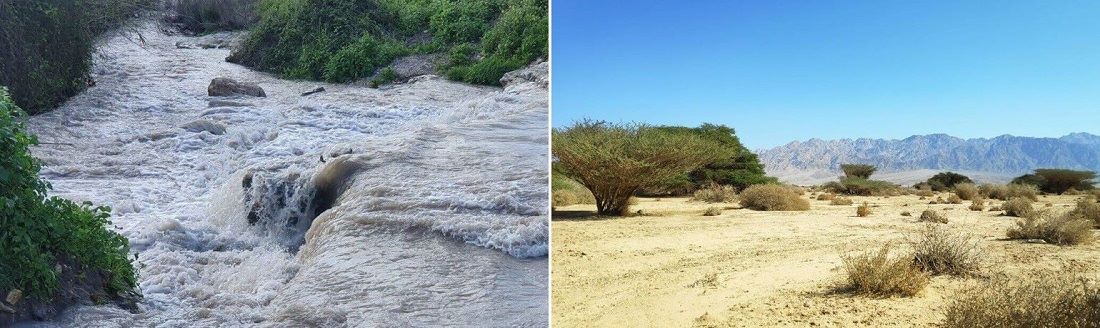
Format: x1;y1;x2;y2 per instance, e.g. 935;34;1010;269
840;164;876;179
918;172;973;191
552;121;729;215
1012;169;1096;194
168;0;258;34
653;124;776;193
0;0;151;114
228;0;548;85
0;88;137;300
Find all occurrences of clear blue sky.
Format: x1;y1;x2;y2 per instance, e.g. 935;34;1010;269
551;0;1100;149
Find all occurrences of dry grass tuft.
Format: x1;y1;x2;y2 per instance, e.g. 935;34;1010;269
915;189;935;197
1002;197;1035;217
942;273;1100;327
702;207;723;216
946;194;963;204
954;183;980;201
816;193;836;201
738;184;810;211
1069;197;1100;227
919;210;948;224
968;198;986;211
692;184;737;203
1007;211;1095;245
840;244;929;297
910;224;982;276
980;183;1039;201
856;202;872;217
830;197;854;205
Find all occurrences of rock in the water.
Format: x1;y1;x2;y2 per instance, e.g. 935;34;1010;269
180;119;227;135
301;87;325;96
500;60;548;89
208;99;253;107
5;290;21;305
208;78;266;97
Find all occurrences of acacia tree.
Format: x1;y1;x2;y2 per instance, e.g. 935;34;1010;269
1014;169;1097;194
840;164;877;179
553;120;729;215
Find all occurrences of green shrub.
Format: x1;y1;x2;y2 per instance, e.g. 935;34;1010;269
739;184;810;211
0;88;137;300
840;244;929;297
840;164;877;179
552;121;728;215
924;172;973;191
652;124;777;192
369;67;400;88
168;0;258;34
943;273;1100;328
0;0;150;114
829;177;900;196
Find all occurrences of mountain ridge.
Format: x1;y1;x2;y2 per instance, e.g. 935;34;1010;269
758;133;1100;185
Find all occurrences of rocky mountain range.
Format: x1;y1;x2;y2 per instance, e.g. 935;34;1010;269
758;133;1100;185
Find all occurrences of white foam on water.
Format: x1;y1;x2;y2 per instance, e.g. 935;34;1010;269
19;20;547;327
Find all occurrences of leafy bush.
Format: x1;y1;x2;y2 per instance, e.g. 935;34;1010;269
922;172;973;191
954;183;980;201
830;197;853;205
0;0;151;114
943;273;1100;327
911;224;982;276
829;177;900;196
738;184;810;211
168;0;258;34
856;202;872;217
840;244;929;297
0;88;137;300
919;210;948;224
840;164;877;179
1002;198;1035;217
692;184;736;203
552;121;728;215
979;183;1039;201
231;0;547;85
1013;169;1097;194
651;124;776;193
369;67;399;88
1007;211;1094;245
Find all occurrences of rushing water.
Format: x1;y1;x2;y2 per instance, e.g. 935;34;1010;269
19;21;548;327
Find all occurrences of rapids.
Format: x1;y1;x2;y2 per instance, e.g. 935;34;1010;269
19;20;548;327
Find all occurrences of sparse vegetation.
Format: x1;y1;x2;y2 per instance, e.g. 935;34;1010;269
968;198;985;211
1068;197;1100;227
840;164;877;179
1002;198;1035;217
954;183;980;201
980;183;1039;201
0;0;153;114
910;224;982;276
856;202;872;217
942;273;1100;327
946;194;963;204
0;88;138;301
552;121;728;215
702;207;723;216
738;184;810;211
816;193;836;201
831;197;854;206
840;244;929;297
692;183;737;203
1007;211;1094;245
919;210;948;224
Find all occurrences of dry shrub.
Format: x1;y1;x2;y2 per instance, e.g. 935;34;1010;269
856;202;872;217
831;197;854;205
954;183;980;201
919;210;948;224
968;198;986;211
942;273;1100;327
1002;197;1035;217
989;206;1002;212
702;207;722;216
911;224;982;276
915;189;935;198
946;194;963;204
840;244;929;297
817;193;836;201
1007;211;1095;245
980;183;1039;201
1069;197;1100;227
1064;188;1083;195
692;184;737;203
552;175;596;207
738;184;810;211
901;211;912;217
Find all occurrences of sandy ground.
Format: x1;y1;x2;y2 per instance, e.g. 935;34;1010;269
551;193;1100;327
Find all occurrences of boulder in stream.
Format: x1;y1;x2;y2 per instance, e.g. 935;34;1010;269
208;78;266;97
180;119;227;135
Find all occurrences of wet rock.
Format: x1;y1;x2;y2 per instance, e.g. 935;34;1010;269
208;78;266;97
208;100;253;107
5;290;21;305
180;119;227;135
0;256;138;325
301;87;325;96
500;60;548;89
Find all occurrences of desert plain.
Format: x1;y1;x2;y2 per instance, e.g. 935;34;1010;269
551;193;1100;327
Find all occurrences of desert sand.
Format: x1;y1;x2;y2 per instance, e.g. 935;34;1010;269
551;194;1100;327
